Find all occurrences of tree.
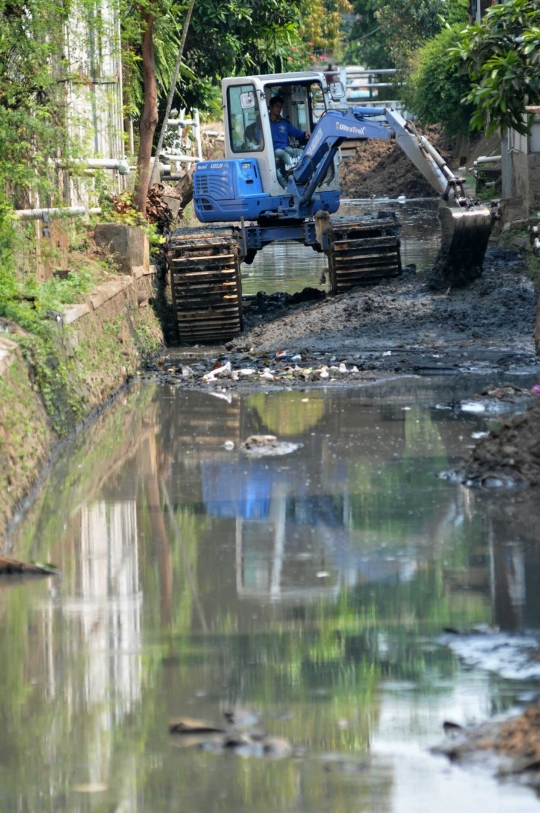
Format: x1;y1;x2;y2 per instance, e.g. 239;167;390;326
299;0;353;59
129;0;306;211
345;0;389;69
401;24;474;137
345;0;467;69
133;5;159;213
450;0;540;134
125;0;307;117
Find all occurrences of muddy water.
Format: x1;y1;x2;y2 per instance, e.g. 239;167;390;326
5;379;540;812
243;199;440;295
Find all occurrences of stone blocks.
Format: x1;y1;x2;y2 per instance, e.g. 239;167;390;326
94;223;149;274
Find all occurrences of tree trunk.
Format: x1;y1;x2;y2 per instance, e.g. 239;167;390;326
133;9;158;215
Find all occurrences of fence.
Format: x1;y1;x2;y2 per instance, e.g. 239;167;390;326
341;67;403;111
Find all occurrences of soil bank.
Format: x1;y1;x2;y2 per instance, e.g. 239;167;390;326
150;246;537;395
0;269;164;540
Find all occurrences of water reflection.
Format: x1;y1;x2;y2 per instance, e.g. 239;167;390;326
4;381;540;812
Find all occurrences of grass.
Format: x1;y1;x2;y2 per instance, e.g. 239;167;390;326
525;253;540;291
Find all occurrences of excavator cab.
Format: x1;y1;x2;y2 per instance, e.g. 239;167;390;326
192;72;344;224
222;72;341;198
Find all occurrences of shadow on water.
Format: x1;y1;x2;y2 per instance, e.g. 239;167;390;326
243;199;441;295
3;379;540;812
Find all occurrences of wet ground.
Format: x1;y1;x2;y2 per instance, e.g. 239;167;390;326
5;378;540;812
193;200;539;382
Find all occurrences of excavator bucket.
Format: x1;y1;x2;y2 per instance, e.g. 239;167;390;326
430;203;492;288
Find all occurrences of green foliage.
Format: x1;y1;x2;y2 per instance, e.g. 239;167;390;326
344;0;388;69
299;0;352;61
100;190;165;248
345;0;467;69
402;24;474;137
0;0;68;199
124;0;307;115
0;260;97;430
450;0;540;134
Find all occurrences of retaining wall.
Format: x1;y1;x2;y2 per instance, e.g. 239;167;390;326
0;264;163;539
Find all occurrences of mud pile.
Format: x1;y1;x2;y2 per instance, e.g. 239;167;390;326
460;399;540;487
233;247;536;356
340;126;451;199
435;702;540;784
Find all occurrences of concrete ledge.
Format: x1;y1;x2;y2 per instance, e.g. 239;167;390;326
0;335;20;353
87;277;132;311
0;350;14;377
59;268;157;326
131;264;156;278
63;303;91;325
94;223;150;274
0;336;20;376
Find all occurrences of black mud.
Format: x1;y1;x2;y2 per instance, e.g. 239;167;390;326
152;247;538;391
232;247;535;357
455;399;540;488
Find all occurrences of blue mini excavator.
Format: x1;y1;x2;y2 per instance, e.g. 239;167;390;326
168;71;491;344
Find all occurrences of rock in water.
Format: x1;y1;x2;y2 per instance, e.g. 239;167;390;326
168;718;225;734
240;435;302;458
0;557;58;576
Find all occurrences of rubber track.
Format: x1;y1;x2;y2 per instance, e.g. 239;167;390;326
327;214;402;294
168;226;242;344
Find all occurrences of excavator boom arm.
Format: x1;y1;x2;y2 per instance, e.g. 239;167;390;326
291;105;491;289
292;106;466;205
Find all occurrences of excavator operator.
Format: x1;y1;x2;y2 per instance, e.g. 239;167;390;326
268;94;310;186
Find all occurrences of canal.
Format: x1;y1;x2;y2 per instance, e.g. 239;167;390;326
243;198;441;294
3;377;540;812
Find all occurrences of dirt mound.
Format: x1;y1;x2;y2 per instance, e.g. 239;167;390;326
460;399;540;487
435;702;540;783
340;126;451;199
232;247;536;357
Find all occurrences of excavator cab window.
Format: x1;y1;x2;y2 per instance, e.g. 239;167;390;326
264;82;324;137
227;83;264;153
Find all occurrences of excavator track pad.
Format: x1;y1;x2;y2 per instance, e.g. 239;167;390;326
325;213;402;294
169;226;242;344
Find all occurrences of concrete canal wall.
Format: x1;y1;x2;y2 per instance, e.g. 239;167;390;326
0;264;164;540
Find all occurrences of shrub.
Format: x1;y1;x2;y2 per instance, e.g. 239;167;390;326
402;23;474;138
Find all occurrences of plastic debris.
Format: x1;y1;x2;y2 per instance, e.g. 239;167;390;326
0;557;58;576
460;402;486;414
169;718;225;735
213;361;231;376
